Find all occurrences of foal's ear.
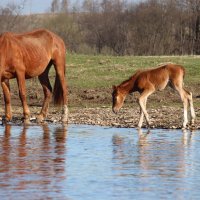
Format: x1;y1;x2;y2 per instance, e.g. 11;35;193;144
112;85;117;90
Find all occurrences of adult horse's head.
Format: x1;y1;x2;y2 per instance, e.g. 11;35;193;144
112;85;126;114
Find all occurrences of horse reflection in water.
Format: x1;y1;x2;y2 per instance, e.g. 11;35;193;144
137;129;194;179
0;124;68;196
112;129;194;180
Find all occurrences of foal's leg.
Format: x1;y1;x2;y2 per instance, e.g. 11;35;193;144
1;79;12;121
174;85;189;128
138;98;147;128
37;68;52;122
183;88;195;125
16;71;30;123
138;88;155;128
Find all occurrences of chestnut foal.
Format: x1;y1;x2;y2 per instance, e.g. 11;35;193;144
112;64;195;129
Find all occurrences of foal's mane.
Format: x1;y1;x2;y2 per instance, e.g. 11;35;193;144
119;69;142;87
118;63;174;88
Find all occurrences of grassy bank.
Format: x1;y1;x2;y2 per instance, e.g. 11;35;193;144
66;54;200;89
64;54;200;109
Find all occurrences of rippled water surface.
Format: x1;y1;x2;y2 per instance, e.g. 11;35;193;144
0;124;200;200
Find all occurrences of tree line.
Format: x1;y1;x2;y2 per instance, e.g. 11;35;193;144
0;0;200;56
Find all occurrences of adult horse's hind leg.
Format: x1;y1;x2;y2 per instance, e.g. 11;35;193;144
53;58;68;123
1;79;12;121
37;66;52;122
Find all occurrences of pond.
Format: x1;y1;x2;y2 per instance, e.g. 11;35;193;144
0;124;200;200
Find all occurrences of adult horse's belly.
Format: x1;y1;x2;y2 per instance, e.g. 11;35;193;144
25;60;51;78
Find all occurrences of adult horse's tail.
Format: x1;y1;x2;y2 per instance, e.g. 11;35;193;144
53;68;67;106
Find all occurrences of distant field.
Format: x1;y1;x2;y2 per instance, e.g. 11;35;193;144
66;54;200;89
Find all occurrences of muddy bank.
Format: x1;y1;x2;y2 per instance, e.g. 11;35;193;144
0;87;199;129
69;106;200;129
0;106;199;130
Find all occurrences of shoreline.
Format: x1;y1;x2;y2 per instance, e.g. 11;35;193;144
1;106;199;130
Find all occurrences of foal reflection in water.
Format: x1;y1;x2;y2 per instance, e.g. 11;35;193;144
112;63;195;129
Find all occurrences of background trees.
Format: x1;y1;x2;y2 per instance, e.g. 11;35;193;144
0;0;200;55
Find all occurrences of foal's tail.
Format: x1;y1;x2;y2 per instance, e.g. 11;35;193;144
53;67;66;106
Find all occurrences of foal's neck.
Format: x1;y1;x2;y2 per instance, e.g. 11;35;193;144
119;75;136;95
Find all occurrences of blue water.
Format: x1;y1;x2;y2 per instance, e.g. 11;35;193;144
0;124;199;200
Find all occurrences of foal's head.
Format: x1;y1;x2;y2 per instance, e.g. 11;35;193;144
112;85;126;114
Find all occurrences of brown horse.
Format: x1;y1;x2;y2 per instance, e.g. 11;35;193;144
0;29;68;123
112;63;195;129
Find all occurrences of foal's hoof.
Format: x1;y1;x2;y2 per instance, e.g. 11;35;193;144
36;115;45;123
61;117;68;124
23;118;31;125
190;120;195;126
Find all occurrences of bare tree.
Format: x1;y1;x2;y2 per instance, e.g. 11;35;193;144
61;0;69;13
0;1;28;33
51;0;60;13
17;0;200;55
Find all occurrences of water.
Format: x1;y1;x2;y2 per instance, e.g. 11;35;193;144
0;124;200;200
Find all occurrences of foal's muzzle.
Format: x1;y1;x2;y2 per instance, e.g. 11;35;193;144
112;107;119;114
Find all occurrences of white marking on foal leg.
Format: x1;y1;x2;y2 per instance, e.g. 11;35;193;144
182;98;188;129
188;92;195;125
62;105;69;123
138;97;150;128
138;97;147;128
177;87;189;129
138;107;144;128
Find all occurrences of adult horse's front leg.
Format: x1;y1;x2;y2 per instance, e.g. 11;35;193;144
37;70;52;122
1;79;12;121
16;72;30;123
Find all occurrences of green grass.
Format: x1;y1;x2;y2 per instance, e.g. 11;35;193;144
66;54;200;89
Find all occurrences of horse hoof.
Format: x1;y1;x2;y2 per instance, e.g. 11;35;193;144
24;118;31;125
61;115;68;124
1;116;12;125
62;119;68;124
36;115;44;123
190;120;195;126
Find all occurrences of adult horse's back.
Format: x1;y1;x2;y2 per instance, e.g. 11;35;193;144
0;29;68;123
